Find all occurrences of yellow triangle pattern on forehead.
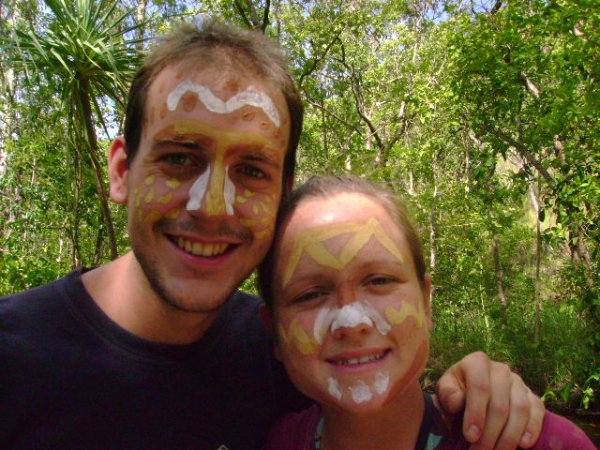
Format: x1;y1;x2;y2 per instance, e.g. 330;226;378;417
282;217;405;287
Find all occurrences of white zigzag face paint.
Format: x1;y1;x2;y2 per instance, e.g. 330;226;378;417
167;80;281;128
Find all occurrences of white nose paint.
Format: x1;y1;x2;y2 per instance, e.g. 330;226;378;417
186;166;235;215
314;301;392;342
331;303;373;333
186;167;210;211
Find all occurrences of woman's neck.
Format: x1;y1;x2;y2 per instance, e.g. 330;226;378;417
320;382;424;450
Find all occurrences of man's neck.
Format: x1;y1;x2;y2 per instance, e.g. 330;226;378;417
321;382;424;450
82;252;220;344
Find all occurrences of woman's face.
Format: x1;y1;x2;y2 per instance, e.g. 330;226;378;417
271;192;432;413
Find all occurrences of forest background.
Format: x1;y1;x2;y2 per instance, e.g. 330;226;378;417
1;0;598;419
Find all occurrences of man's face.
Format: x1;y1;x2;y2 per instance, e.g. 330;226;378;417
116;63;290;313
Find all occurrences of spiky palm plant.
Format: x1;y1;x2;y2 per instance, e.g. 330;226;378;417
10;0;144;260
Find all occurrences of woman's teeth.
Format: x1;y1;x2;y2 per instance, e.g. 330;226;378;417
331;351;387;366
177;238;229;257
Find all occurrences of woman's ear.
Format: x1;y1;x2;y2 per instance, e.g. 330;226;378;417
423;273;433;332
259;304;282;361
108;136;129;205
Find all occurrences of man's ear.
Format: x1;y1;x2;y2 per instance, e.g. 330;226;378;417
423;273;433;332
259;304;282;361
108;136;129;205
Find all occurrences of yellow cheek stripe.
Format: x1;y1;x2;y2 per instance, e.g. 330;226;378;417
144;189;154;203
279;320;318;355
158;193;172;204
166;178;180;189
282;218;405;287
385;301;424;329
144;175;155;186
166;207;179;219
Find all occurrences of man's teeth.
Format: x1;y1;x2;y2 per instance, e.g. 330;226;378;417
332;351;387;366
177;238;228;257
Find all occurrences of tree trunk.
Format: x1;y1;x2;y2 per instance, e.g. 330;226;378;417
78;76;118;260
528;182;542;346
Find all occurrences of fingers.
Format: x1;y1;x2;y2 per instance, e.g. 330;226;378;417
436;351;546;450
473;368;525;450
519;389;545;448
436;361;468;415
467;360;510;448
436;351;492;441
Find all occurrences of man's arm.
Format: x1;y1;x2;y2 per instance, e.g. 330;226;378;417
436;351;545;450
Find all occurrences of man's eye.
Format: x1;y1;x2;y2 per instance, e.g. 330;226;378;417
164;153;193;166
238;165;266;179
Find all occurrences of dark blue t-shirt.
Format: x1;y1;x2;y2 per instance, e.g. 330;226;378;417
0;269;307;449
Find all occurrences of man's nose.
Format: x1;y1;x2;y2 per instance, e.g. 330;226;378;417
186;163;235;217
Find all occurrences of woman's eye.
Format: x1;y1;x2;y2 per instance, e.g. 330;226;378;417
368;276;395;286
294;290;323;303
164;153;193;166
238;165;267;179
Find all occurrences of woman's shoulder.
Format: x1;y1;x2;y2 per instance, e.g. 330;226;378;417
264;404;321;450
532;411;596;450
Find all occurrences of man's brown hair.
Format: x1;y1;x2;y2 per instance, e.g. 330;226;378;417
123;17;303;192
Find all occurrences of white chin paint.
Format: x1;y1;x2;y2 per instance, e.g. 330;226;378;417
186;167;210;211
373;371;390;395
349;380;372;404
167;80;281;128
328;377;342;401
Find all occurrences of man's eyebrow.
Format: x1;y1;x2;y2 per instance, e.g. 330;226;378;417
151;138;209;152
240;148;283;169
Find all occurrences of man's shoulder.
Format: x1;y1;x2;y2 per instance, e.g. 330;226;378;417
1;270;75;304
0;270;82;324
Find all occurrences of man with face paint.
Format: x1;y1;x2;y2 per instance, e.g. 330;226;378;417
0;18;544;450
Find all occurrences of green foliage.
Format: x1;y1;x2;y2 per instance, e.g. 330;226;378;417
1;0;597;412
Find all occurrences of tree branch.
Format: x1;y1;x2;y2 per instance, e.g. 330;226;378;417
478;122;555;186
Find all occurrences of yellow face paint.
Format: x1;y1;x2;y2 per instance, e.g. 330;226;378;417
282;218;405;287
159;121;274;217
385;301;424;329
166;178;180;189
165;207;180;219
144;189;154;203
144;175;155;186
158;193;172;204
279;320;318;355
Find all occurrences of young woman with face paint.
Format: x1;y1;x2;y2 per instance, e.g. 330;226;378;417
259;177;595;450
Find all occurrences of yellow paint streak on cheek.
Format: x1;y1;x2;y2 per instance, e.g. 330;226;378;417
158;193;172;204
165;207;180;219
384;302;424;329
279;320;317;355
145;209;161;223
144;175;155;186
166;178;180;189
144;189;155;203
